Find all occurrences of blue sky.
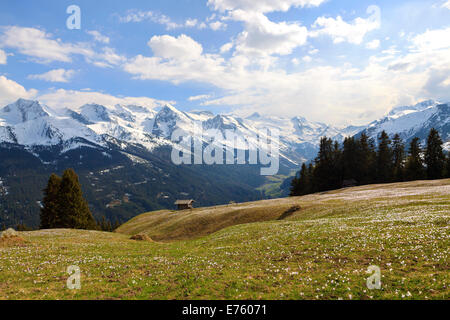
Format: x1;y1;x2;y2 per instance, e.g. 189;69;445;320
0;0;449;125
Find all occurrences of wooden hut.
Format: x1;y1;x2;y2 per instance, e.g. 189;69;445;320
174;199;195;210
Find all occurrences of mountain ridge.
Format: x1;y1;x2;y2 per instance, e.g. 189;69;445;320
0;98;449;164
0;98;448;228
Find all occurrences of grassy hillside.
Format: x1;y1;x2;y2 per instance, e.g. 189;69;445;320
0;179;449;300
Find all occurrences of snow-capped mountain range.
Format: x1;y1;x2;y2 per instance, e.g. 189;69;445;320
359;100;450;149
0;98;448;166
0;97;448;228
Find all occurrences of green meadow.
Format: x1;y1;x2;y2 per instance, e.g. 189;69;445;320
1;180;448;300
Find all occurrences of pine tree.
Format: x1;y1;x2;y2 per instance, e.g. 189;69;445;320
306;163;315;194
290;174;299;196
405;137;425;181
40;173;62;229
112;219;122;231
16;223;33;231
58;169;97;230
446;154;450;178
100;216;108;231
290;163;309;196
99;216;113;232
392;134;405;182
106;220;112;232
377;131;393;183
355;134;377;185
342;137;358;181
313;137;342;191
364;137;378;184
332;141;343;187
425;128;445;180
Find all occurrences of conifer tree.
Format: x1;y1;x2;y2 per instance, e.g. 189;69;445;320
290;174;300;196
377;131;393;183
445;154;450;178
57;169;97;230
306;163;314;193
425;128;445;179
288;129;447;198
40;173;62;229
392;134;405;182
314;137;334;191
112;219;122;231
332;141;343;187
356;133;376;184
100;216;108;231
290;163;309;196
405;137;425;181
342;137;358;181
106;220;112;232
368;138;378;180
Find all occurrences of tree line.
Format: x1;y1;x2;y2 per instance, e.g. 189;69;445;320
40;168;121;231
291;128;450;196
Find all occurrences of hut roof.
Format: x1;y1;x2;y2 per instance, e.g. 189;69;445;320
174;200;195;205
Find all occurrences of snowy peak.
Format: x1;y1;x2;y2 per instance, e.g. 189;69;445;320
291;116;337;141
66;109;93;125
152;104;194;137
0;98;447;164
246;112;261;120
386;100;438;119
0;99;49;124
80;104;112;123
189;110;215;120
359;100;449;144
203;114;243;132
157;104;188;119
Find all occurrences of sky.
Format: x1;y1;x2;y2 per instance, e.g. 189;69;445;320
0;0;449;126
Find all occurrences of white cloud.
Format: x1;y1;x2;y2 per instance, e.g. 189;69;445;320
37;88;173;110
0;49;7;64
442;1;450;9
185;19;198;27
119;10;202;30
366;39;380;49
119;10;180;29
310;6;381;44
207;0;322;66
210;21;227;31
229;10;308;56
124;53;227;87
208;0;326;13
220;42;234;53
0;76;37;106
148;34;203;60
0;26;93;63
125;22;450;126
0;26;127;69
89;47;127;68
86;30;110;44
124;35;232;87
411;27;450;51
302;55;312;62
28;69;76;83
188;94;212;101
